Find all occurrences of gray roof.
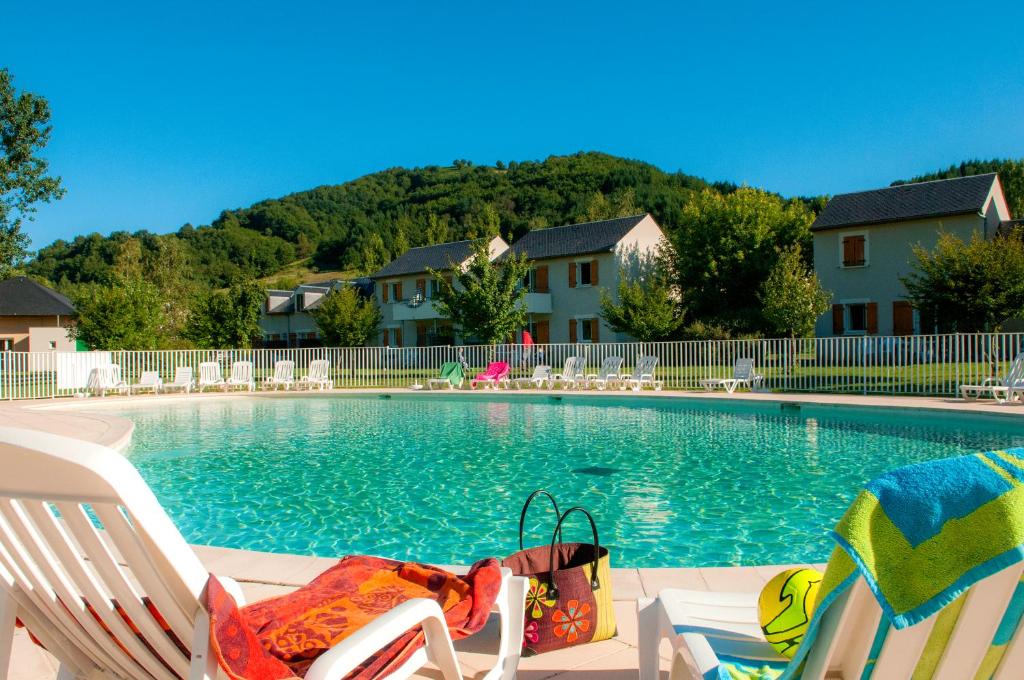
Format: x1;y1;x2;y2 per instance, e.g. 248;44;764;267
0;277;76;316
503;214;648;260
371;239;478;279
811;174;998;232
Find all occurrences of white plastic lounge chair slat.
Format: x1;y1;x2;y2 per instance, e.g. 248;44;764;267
932;562;1024;680
801;580;879;680
995;605;1024;679
871;612;938;678
21;501;185;678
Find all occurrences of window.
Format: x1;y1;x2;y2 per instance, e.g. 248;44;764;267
521;269;535;292
841;234;867;267
428;279;442;299
49;340;57;350
575;318;599;343
578;261;593;286
847;304;867;332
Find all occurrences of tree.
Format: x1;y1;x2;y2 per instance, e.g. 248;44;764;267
310;286;382;346
599;258;683;341
184;278;265;348
428;239;531;344
901;232;1024;332
759;246;831;337
1;68;65;277
69;278;166;350
664;188;815;332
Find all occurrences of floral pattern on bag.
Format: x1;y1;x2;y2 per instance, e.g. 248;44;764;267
525;577;556;618
523;620;540;648
552;600;591;644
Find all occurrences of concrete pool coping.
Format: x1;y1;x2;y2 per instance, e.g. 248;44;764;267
2;389;1021;678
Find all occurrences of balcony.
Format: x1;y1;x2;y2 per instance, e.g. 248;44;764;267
525;292;552;314
392;299;444;321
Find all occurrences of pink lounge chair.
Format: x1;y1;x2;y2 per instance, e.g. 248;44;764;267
471;362;510;390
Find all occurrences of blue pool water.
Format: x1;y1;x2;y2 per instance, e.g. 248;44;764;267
113;395;1024;568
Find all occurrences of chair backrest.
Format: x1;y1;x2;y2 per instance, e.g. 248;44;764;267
734;358;755;380
172;366;192;385
230;361;253;382
0;427;208;679
198;361;221;384
1002;352;1024;387
274;360;295;381
307;359;329;380
596;356;623;378
558;357;576;377
138;371;161;386
635;355;659;377
87;366;117;391
491;362;510;378
802;563;1024;679
532;365;552;379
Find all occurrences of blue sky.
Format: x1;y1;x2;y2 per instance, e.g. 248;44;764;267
5;0;1024;249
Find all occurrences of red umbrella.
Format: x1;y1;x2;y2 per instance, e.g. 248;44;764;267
522;330;534;346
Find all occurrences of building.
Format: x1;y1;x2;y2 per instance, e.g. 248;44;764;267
370;236;509;346
0;277;78;352
260;279;373;348
812;174;1012;337
500;214;666;343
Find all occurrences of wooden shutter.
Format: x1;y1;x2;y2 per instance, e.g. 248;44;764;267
535;265;549;293
591;259;599;285
416;278;425;296
382;329;389;346
832;304;845;335
382;283;389;303
535;320;549;344
866;302;879;335
395;282;403;301
893;301;914;336
843;235;865;266
394;327;403;347
591;319;600;343
569;319;577;343
569;263;577;288
416;321;428;346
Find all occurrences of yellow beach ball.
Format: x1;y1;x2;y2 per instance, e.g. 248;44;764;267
757;567;823;658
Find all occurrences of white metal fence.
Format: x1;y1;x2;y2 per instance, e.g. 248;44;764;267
2;333;1023;400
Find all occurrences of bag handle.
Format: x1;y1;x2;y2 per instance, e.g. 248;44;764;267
547;506;601;599
519;489;562;550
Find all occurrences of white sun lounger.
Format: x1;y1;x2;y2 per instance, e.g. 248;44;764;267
196;361;225;392
510;365;552;389
297;359;333;390
960;352;1024;404
162;366;194;394
263;360;295;390
549;356;585;390
0;426;528;680
85;365;128;397
620;356;663;391
699;358;763;394
586;356;624;390
225;361;255;391
129;370;163;395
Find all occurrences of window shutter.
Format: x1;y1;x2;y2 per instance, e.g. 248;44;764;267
382;283;389;303
569;263;577;288
893;301;914;336
382;329;389;346
569;319;577;343
591;318;600;343
842;238;853;266
394;327;403;347
416;278;425;296
591;259;599;285
832;304;845;335
866;302;879;335
535;265;549;293
395;282;403;301
536;320;549;344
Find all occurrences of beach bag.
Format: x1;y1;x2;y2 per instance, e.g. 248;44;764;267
501;490;616;654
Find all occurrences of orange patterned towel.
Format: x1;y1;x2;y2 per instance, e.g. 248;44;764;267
206;555;503;679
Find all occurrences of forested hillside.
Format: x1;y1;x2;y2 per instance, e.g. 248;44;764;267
27;152;734;288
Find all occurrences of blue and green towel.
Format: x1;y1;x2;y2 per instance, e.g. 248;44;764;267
710;448;1024;680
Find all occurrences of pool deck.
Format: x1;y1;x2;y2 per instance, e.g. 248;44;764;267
2;388;1021;678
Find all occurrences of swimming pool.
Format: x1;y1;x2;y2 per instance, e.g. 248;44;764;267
114;394;1024;568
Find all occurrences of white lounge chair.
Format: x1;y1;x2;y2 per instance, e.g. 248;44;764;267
585;356;624;390
162;366;194;394
699;358;763;394
510;365;552;389
224;361;255;391
129;370;163;395
263;360;295;390
620;355;663;391
0;426;528;680
196;361;225;392
960;352;1024;403
297;359;333;390
549;356;585;390
85;364;128;397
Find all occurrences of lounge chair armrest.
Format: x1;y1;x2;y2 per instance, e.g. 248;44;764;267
304;598;457;680
216;575;247;606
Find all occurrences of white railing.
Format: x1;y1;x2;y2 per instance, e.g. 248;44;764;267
2;333;1023;401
